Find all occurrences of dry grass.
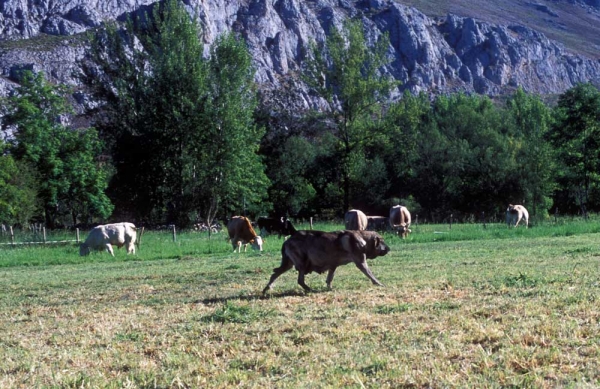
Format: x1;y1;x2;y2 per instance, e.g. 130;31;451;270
0;225;599;388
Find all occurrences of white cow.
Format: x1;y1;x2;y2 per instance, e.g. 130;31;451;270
506;204;529;228
80;222;137;256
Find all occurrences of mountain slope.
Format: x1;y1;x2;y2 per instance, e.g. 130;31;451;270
0;0;599;116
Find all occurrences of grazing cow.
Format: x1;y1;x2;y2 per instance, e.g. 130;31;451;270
344;209;368;231
257;216;297;238
389;205;412;238
79;222;137;256
366;216;388;231
227;216;263;252
506;204;529;228
262;230;390;294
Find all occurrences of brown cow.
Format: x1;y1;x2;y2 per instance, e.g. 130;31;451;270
344;209;368;231
227;216;263;253
506;204;529;228
262;230;390;294
389;205;411;238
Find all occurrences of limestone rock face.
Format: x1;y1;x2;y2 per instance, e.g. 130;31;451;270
1;0;599;115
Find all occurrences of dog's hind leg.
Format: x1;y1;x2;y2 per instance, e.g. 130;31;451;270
262;256;293;294
326;267;337;289
297;270;311;292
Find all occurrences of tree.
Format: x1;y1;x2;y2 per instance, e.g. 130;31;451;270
506;88;555;218
549;83;600;217
81;0;268;226
411;93;519;220
303;18;398;213
0;142;39;225
196;32;269;229
1;71;113;227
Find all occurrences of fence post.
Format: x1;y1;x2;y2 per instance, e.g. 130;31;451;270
482;211;486;229
449;214;453;230
172;225;177;242
10;226;14;245
43;227;46;243
138;227;145;248
76;228;80;243
554;208;558;224
309;217;313;230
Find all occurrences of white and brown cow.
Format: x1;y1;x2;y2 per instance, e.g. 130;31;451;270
344;209;368;231
227;216;263;252
79;222;137;256
389;205;412;238
506;204;529;228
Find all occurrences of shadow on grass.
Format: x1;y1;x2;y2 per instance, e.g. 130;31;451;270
198;288;328;304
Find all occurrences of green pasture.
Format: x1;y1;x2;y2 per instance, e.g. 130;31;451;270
0;220;598;388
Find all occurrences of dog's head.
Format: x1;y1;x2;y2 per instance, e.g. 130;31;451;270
357;231;390;259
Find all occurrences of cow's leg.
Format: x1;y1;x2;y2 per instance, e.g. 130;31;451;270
297;270;311;292
262;257;294;294
105;244;115;257
326;267;337;289
354;255;384;286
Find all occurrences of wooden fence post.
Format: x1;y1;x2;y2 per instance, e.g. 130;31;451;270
76;228;80;243
10;226;14;245
172;225;177;242
138;227;145;247
309;217;313;230
482;211;486;229
43;227;46;243
449;214;453;230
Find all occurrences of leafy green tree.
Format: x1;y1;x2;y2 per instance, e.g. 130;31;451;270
506;88;555;218
81;0;267;226
549;83;600;217
303;19;398;213
196;32;269;227
413;93;518;220
0;142;39;225
380;91;429;204
1;71;112;227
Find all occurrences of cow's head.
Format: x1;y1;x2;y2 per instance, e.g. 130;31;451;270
251;236;263;251
79;243;91;256
396;223;412;238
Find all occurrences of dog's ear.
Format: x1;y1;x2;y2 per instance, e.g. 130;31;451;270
341;232;367;252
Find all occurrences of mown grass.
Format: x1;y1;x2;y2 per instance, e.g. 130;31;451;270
0;220;599;388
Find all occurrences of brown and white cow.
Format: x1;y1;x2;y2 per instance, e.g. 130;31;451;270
344;209;368;231
227;216;263;252
506;204;529;228
389;205;411;238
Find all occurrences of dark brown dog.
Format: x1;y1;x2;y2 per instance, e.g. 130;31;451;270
262;230;390;294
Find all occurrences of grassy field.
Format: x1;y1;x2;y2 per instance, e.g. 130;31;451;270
0;220;598;388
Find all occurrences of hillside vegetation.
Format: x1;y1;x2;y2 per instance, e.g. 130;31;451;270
400;0;600;59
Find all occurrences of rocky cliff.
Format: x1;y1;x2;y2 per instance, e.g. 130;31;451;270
1;0;599;116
